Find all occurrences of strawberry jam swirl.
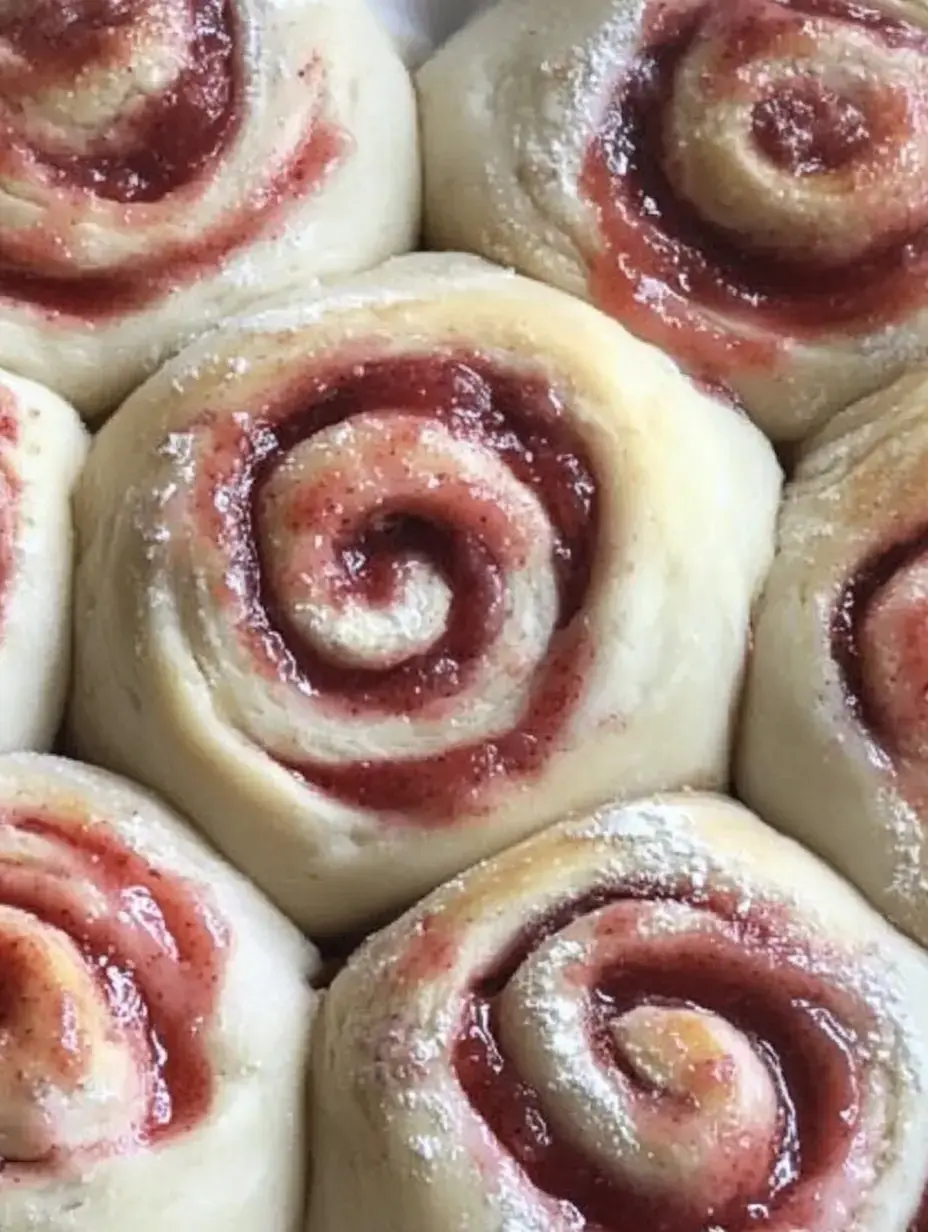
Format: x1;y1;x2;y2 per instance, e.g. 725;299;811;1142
831;530;928;766
582;0;928;381
183;352;599;819
0;806;227;1172
438;885;887;1231
0;0;343;316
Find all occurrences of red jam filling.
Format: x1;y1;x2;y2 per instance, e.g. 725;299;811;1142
452;887;865;1231
0;1;344;316
195;353;599;820
0;809;227;1161
831;528;928;756
751;83;873;176
581;0;928;380
0;0;236;204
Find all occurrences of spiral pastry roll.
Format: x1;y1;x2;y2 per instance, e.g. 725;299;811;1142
736;367;928;952
66;253;781;934
0;0;418;421
0;753;316;1231
308;792;928;1231
0;371;87;754
419;0;928;442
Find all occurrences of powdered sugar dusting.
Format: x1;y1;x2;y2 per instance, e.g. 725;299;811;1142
313;793;928;1229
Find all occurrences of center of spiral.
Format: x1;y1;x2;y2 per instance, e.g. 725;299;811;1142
0;905;141;1161
752;82;872;176
0;0;237;206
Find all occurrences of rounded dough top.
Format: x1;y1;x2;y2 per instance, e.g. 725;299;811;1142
419;0;928;441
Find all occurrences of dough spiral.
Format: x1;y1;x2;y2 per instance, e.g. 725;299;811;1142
309;793;928;1231
737;367;928;952
420;0;928;441
0;753;316;1232
0;369;87;754
67;254;780;934
0;0;419;419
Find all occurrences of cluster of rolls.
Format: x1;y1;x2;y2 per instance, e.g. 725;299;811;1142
5;0;928;1229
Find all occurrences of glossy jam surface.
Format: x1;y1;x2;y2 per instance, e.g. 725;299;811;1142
453;887;866;1230
0;807;227;1165
0;0;236;204
192;353;599;819
831;528;928;758
0;1;344;315
582;0;928;379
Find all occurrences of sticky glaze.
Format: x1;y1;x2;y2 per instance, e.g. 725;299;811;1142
191;353;599;819
453;886;866;1231
0;3;344;315
582;0;928;381
0;807;227;1167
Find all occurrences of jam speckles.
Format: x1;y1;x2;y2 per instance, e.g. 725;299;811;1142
0;1;344;316
0;808;227;1170
454;886;871;1231
831;528;928;761
187;353;600;821
582;0;928;385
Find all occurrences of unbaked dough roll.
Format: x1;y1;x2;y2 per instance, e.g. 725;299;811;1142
0;0;418;421
0;371;87;754
308;792;928;1232
0;753;316;1232
737;367;928;952
419;0;928;442
68;253;781;935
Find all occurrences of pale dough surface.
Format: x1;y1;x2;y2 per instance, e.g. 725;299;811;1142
737;367;928;950
0;370;88;754
419;0;928;441
0;753;317;1232
0;0;419;421
309;792;928;1231
69;252;780;935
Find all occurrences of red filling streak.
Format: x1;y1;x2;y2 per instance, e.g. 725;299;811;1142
830;527;928;753
0;810;226;1162
751;82;873;176
912;1193;928;1231
0;1;343;316
451;887;864;1231
581;0;928;381
832;545;928;1228
198;354;599;819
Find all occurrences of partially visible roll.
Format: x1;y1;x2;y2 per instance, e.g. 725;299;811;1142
420;0;928;441
68;253;781;934
0;371;87;753
309;792;928;1232
738;366;928;952
0;753;316;1232
0;0;419;420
